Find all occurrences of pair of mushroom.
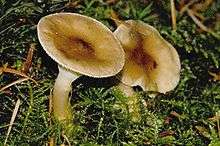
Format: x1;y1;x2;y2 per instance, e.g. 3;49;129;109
37;13;180;123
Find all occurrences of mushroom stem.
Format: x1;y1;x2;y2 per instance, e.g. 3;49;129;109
117;82;135;97
117;83;141;122
53;66;79;122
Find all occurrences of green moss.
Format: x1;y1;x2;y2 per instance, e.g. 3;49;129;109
0;0;220;145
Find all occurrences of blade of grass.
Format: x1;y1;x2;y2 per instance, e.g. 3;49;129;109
62;132;71;146
0;77;29;92
20;83;33;134
4;98;21;145
187;9;220;39
139;3;153;19
187;9;209;32
171;0;177;31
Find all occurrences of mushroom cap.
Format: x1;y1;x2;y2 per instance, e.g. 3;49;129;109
114;20;180;93
37;13;125;77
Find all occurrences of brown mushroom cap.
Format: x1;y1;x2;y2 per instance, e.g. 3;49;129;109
114;20;180;93
38;13;125;77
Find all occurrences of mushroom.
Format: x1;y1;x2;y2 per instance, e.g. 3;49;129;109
114;20;180;95
113;20;180;122
37;13;125;122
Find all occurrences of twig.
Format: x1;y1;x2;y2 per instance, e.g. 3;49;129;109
4;98;21;146
0;66;37;84
0;78;29;92
186;7;220;39
0;23;16;35
22;43;35;73
170;0;177;31
187;9;209;32
193;11;205;21
192;0;213;12
179;0;197;15
208;71;220;81
62;132;71;146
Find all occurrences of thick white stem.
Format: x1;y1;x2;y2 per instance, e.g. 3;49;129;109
117;82;135;97
52;66;79;121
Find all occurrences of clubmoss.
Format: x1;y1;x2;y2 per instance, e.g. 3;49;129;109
0;0;220;145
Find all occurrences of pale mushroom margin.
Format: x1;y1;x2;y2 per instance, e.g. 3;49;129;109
37;13;125;122
114;20;181;95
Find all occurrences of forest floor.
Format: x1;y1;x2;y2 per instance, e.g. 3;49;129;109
0;0;220;145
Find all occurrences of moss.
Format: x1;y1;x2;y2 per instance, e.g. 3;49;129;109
0;0;220;145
